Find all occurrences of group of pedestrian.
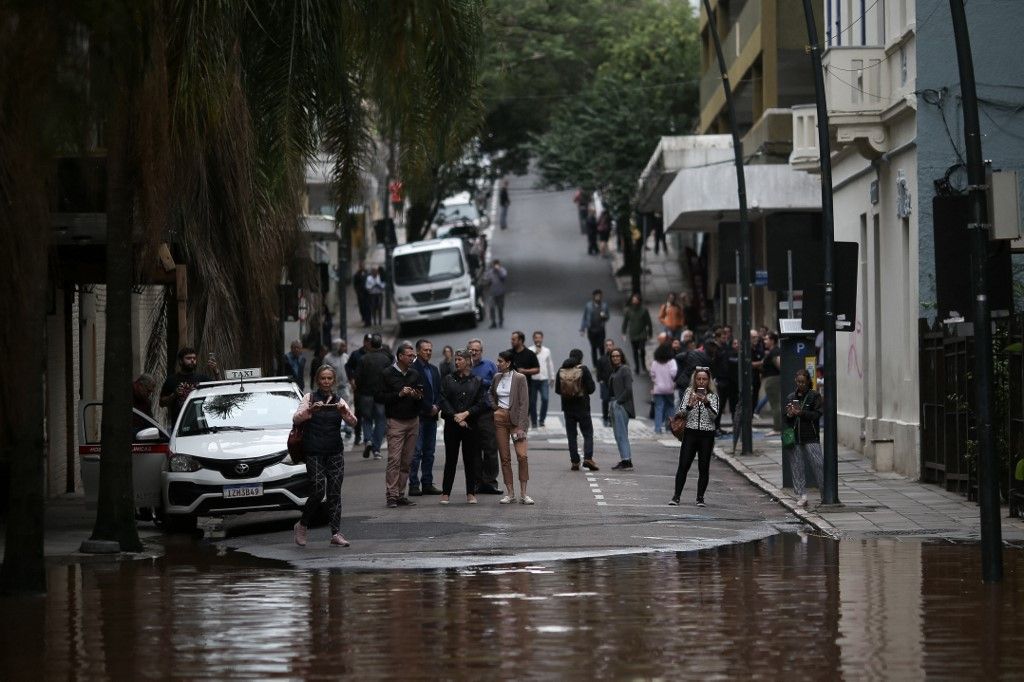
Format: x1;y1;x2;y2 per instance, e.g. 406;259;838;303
352;260;387;328
572;189;612;258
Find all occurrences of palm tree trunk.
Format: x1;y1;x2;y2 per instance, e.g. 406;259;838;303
0;5;55;596
89;100;142;552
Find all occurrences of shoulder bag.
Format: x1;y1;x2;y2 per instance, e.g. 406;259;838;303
780;393;810;448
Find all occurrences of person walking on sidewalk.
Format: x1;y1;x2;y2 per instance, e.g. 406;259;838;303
580;289;610;367
354;334;391;460
498;179;511;230
649;343;678;434
352;261;372;327
529;331;556;428
485;260;508;328
366;266;386;327
292;365;358;548
438;350;488;505
282;340;307;391
621;293;653;374
657;293;684;339
761;332;783;433
409;339;442;496
467;338;503;495
784;369;824;508
490;350;533;504
669;367;719;508
608;348;636;470
556;349;598;472
377;342;423;508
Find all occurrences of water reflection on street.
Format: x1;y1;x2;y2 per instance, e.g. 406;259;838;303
2;535;1022;679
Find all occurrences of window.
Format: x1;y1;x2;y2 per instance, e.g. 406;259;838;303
393;248;465;286
177;391;300;436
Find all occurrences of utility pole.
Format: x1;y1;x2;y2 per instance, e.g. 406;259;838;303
702;0;752;454
948;0;1002;582
801;0;840;505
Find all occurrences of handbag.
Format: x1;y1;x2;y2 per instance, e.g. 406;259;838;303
287;424;306;464
669;411;687;441
781;393;810;448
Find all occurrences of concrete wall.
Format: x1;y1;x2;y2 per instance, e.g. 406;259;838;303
916;0;1024;320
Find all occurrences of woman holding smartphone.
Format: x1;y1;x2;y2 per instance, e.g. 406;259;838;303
784;368;824;507
670;367;718;507
292;365;358;547
490;350;533;504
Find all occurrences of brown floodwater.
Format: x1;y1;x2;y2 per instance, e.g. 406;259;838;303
1;534;1022;680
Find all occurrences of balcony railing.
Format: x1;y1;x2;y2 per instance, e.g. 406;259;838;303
822;46;888;118
789;105;820;172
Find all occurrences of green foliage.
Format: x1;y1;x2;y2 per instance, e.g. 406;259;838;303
530;0;700;213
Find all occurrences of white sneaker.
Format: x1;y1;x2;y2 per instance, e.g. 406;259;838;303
797;495;808;508
499;495;515;504
520;495;535;505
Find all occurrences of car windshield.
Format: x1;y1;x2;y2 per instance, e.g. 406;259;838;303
393;247;465;285
436;202;479;224
176;390;298;436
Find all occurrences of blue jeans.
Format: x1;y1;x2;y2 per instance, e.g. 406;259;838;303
653;394;674;433
410;417;438;486
611;402;632;461
529;380;550;426
358;397;386;452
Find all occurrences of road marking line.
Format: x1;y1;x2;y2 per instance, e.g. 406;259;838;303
596;501;607;506
594;495;605;500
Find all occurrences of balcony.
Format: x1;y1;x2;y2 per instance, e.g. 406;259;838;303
789;105;820;173
821;45;896;157
699;0;762;118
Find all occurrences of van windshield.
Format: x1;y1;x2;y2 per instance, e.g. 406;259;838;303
393;247;464;285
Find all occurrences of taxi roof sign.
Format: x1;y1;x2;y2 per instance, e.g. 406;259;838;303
224;368;263;380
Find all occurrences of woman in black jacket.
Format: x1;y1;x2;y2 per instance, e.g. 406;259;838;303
438;349;489;505
670;367;719;507
292;365;358;547
784;369;824;508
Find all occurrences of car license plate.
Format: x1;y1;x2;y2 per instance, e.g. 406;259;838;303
223;483;263;499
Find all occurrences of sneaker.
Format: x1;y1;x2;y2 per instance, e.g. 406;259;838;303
373;451;382;460
539;421;545;428
531;421;538;429
421;484;443;495
582;459;600;471
330;533;350;547
396;497;416;506
293;521;307;546
439;496;450;505
499;495;516;504
668;498;679;506
363;445;371;459
696;499;706;507
611;460;633;470
386;500;398;509
797;495;807;508
570;463;581;471
467;495;478;505
520;495;535;505
408;484;422;496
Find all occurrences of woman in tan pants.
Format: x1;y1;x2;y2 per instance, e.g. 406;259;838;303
490;350;533;504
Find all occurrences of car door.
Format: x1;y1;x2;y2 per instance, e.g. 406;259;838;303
78;401;170;509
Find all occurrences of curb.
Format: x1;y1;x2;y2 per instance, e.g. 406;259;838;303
713;446;841;539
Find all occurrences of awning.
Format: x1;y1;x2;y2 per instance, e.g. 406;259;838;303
663;163;822;233
636;135;733;213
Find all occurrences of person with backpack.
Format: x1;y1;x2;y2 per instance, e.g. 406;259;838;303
555;349;598;472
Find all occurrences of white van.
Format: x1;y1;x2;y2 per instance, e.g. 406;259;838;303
391;237;479;333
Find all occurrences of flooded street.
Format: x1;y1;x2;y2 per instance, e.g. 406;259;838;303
3;535;1022;679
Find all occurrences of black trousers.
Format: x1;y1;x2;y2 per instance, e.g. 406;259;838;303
564;410;594;463
630;339;647;371
442;422;481;495
674;428;714;501
302;452;345;533
587;328;606;367
717;381;737;429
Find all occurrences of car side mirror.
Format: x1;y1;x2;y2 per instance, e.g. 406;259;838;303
136;427;162;442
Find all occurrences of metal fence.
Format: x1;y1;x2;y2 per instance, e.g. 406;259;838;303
919;316;1022;508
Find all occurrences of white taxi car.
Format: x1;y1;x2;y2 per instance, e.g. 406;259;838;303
160;373;308;530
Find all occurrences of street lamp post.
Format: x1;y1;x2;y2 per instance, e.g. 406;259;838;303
947;0;1002;583
702;0;753;455
801;0;840;505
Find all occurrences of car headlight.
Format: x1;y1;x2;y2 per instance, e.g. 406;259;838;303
168;453;202;473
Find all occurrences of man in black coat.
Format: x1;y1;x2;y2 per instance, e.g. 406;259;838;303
555;349;599;472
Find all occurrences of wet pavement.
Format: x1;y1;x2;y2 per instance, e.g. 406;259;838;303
3;534;1023;679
